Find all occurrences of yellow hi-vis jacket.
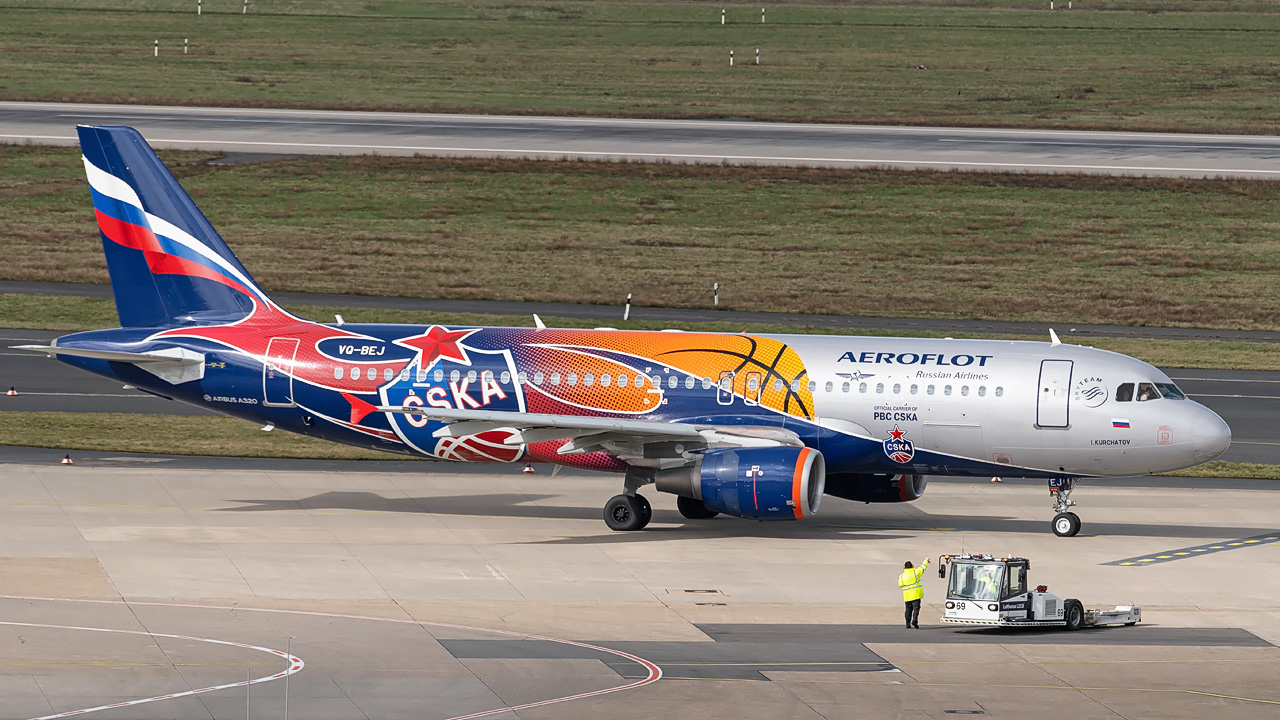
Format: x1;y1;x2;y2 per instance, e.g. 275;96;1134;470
898;560;930;602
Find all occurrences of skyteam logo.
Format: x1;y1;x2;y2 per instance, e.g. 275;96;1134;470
1073;376;1108;408
884;425;915;464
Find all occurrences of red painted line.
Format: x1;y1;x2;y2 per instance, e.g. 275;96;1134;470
1;595;662;720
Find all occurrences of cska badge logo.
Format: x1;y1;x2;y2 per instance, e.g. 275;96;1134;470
883;425;916;464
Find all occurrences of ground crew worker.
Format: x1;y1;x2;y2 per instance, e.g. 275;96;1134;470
899;558;931;629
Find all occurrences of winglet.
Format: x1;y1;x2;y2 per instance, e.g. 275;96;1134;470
1049;328;1061;347
533;314;546;330
342;392;379;425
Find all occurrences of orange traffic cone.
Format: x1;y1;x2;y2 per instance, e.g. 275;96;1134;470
61;454;73;465
991;477;1002;483
6;387;15;396
522;463;535;475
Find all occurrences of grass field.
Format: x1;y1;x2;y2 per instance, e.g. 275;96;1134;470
2;1;1280;132
5;145;1280;330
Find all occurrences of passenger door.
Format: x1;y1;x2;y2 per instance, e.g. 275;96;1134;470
1036;359;1073;428
263;337;300;407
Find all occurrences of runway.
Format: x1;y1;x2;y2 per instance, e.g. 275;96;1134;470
0;457;1277;719
3;101;1280;178
5;326;1277;464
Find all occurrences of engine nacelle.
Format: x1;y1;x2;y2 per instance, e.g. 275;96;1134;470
656;446;826;520
824;473;927;503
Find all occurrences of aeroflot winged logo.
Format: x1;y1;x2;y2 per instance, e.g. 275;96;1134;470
884;425;915;464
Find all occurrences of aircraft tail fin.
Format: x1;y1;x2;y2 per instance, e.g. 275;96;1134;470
77;125;272;327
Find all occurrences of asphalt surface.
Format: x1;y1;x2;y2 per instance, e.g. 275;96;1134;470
2;459;1278;719
3;326;1277;464
4;101;1280;178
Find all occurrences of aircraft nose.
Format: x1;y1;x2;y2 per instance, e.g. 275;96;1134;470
1192;408;1232;462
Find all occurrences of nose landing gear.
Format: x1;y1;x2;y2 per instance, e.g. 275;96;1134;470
1049;477;1081;537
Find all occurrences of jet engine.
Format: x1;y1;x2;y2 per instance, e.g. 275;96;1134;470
824;472;927;503
655;446;826;520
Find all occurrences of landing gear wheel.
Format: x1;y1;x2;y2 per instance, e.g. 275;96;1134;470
604;494;650;531
635;494;652;527
677;496;719;520
1052;512;1081;537
1064;600;1084;631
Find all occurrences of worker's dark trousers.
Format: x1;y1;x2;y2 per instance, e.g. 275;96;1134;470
904;599;921;628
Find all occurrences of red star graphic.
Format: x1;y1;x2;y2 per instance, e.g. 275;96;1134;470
887;425;906;441
396;326;476;367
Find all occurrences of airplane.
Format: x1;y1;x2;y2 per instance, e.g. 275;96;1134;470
15;126;1232;537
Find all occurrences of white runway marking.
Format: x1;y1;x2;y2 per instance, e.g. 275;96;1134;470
2;133;1278;176
0;620;303;720
2;595;663;720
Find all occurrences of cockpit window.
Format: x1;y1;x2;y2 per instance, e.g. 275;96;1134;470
1115;383;1134;402
1136;382;1159;402
1155;382;1186;400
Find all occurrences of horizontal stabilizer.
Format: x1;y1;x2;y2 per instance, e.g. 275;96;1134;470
13;345;205;385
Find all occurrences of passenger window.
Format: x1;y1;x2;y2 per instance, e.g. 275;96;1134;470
875;383;884;394
978;386;986;397
841;382;850;393
702;377;712;389
995;386;1003;397
809;381;817;392
824;381;833;393
466;370;477;383
334;366;344;380
434;369;444;383
685;376;696;390
961;385;969;396
399;368;410;381
774;379;784;391
417;368;427;383
482;370;493;383
517;371;528;385
944;385;952;396
367;367;377;381
791;379;802;392
1115;383;1134;402
533;372;544;385
550;372;560;386
859;382;867;393
617;374;629;387
584;373;594;386
669;376;679;389
1137;383;1159;401
601;374;612;387
927;385;935;395
748;377;760;391
892;383;901;394
567;373;578;386
501;371;511;384
910;384;918;394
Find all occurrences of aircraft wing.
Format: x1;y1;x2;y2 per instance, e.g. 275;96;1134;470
12;345;205;384
375;405;803;458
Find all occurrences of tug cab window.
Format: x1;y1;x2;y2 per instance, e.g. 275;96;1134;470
1115;383;1134;402
1137;382;1159;402
1004;564;1028;599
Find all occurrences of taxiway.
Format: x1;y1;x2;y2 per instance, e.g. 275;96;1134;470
3;101;1280;178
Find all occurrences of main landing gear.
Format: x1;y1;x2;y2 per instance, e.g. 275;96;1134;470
604;468;654;531
1049;477;1081;537
604;493;652;531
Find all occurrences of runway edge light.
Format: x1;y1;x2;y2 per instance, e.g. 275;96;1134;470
61;454;73;465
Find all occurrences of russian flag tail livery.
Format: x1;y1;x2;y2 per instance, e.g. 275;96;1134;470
78;125;272;328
